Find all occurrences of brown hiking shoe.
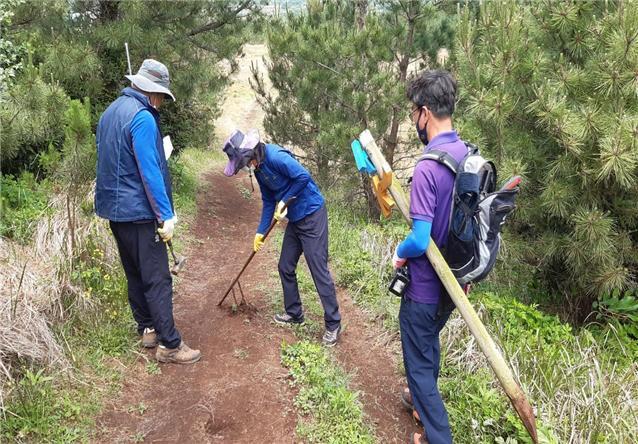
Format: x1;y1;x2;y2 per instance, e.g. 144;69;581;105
142;328;158;348
156;341;201;364
401;387;423;425
401;387;414;410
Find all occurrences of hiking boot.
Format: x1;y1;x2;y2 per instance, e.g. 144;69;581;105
322;325;341;347
142;328;158;348
156;341;201;364
273;313;305;325
401;386;414;411
401;387;423;425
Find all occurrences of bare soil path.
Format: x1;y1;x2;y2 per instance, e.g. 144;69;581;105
95;44;415;444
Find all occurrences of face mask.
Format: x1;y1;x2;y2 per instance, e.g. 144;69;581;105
415;108;429;145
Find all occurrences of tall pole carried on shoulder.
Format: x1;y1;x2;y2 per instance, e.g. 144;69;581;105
352;130;538;443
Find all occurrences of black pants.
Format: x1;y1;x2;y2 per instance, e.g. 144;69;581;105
278;205;341;330
109;221;181;348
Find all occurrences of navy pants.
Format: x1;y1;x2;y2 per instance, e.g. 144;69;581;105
278;205;341;330
109;221;182;349
400;296;454;444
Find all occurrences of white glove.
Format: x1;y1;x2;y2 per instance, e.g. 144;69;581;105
274;201;288;221
158;216;177;242
393;247;407;269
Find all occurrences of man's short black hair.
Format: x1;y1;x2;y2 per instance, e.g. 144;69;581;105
406;70;457;118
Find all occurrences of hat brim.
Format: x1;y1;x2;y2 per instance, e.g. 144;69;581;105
239;129;260;150
126;74;176;101
223;149;253;177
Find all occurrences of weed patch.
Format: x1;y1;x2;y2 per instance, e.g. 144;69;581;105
281;341;374;444
269;228;376;441
0;172;52;243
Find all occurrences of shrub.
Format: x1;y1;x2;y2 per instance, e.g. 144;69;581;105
0;172;51;243
454;1;638;316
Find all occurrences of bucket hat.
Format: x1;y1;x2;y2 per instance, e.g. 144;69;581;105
126;59;175;101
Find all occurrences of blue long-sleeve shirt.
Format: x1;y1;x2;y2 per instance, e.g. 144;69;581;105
254;144;324;234
397;219;432;258
130;110;173;222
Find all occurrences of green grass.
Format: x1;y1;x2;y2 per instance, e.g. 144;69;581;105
281;341;375;444
0;172;53;243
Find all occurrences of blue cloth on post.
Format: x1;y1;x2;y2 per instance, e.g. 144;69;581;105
254;144;324;234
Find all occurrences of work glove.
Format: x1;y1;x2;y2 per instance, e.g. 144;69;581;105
393;247;407;269
254;233;265;252
274;200;288;222
158;216;177;242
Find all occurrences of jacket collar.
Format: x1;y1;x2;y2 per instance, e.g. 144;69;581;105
122;87;160;119
424;130;459;152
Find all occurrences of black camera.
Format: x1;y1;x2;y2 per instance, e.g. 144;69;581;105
389;266;410;297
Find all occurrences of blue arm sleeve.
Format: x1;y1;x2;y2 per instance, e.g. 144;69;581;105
272;151;311;202
257;179;276;234
397;219;432;258
130;110;173;222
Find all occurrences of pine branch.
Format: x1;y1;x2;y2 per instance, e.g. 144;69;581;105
187;0;253;37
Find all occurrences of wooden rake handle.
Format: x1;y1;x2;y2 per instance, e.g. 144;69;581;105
217;198;295;306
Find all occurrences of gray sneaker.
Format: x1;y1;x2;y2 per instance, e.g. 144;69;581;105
273;313;305;325
322;325;341;347
142;327;158;348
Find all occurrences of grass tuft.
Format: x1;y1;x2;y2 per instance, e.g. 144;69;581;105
281;341;374;444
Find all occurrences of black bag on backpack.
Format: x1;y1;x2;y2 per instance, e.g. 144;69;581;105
418;143;520;287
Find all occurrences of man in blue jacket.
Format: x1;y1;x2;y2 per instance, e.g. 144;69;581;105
95;59;200;364
222;129;342;346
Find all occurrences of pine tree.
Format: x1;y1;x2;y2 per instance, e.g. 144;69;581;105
57;98;95;256
252;0;453;214
0;61;69;172
454;0;638;316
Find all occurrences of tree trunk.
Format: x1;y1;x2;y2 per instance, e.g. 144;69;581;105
361;174;380;221
66;193;75;260
384;8;417;168
355;0;368;31
98;0;120;23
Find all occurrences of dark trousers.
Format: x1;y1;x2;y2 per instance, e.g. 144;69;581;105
278;205;341;330
109;221;181;349
400;296;454;444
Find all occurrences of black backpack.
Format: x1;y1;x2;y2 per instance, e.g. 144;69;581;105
418;143;520;285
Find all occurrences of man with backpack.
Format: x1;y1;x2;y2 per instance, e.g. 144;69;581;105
393;70;466;444
222;129;342;346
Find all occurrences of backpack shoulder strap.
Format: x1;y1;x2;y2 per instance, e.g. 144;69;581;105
417;149;459;174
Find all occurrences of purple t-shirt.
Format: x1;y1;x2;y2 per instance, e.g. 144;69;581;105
406;130;468;304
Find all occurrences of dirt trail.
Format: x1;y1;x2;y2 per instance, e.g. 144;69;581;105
96;44;414;443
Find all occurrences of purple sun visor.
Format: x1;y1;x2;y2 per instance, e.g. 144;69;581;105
222;129;261;176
